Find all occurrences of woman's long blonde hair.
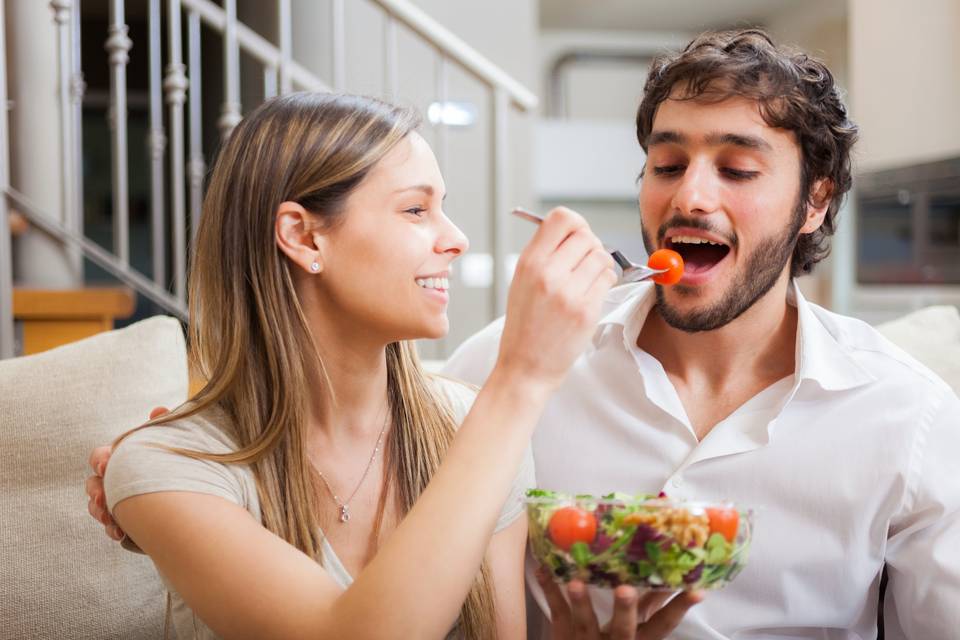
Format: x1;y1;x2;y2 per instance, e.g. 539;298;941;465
119;93;496;638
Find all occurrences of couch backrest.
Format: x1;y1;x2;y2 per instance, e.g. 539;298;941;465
0;316;188;639
876;305;960;394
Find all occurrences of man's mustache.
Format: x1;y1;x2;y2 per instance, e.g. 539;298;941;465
655;215;738;248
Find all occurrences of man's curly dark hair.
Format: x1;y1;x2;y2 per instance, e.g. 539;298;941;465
636;29;858;277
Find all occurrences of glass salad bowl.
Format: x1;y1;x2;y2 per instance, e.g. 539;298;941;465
526;489;752;591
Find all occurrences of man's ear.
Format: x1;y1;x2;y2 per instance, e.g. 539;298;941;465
800;178;834;234
275;201;326;274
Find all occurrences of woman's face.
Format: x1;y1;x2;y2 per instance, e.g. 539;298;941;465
312;132;468;342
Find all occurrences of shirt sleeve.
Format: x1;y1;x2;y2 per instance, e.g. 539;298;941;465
431;375;536;533
440;317;505;387
883;386;960;638
104;419;247;516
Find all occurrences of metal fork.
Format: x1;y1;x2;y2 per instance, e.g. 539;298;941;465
511;208;666;284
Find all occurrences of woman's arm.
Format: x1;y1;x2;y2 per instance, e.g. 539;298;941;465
114;369;550;640
487;516;530;639
111;208;615;639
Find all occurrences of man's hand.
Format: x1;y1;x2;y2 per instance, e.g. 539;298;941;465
536;567;702;639
85;406;170;541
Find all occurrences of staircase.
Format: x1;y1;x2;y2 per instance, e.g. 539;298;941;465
0;0;538;358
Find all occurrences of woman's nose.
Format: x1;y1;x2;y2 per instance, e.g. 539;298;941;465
436;213;469;256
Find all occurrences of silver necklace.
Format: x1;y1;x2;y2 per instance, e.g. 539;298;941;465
315;406;390;524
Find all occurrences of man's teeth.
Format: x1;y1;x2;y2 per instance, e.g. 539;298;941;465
416;277;449;290
670;235;723;246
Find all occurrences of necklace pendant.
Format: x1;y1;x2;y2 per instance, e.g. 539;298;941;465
339;504;350;523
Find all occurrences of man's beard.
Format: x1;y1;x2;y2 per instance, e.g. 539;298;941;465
642;199;805;333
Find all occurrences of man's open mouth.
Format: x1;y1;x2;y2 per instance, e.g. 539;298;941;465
664;234;732;275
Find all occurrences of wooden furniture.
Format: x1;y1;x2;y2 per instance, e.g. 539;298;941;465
13;288;136;356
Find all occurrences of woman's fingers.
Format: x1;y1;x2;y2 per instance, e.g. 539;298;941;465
498;207;615;390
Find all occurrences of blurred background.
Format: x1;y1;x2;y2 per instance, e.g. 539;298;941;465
2;0;958;361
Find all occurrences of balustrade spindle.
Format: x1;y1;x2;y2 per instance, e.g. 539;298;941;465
105;0;132;264
164;0;189;303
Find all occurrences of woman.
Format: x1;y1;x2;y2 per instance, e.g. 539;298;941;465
90;92;616;639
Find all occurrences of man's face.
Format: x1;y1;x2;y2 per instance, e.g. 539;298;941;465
639;93;812;332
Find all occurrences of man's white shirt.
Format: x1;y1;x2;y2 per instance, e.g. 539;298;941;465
442;281;960;639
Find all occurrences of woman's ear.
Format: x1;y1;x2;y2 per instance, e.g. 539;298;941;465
275;201;326;274
800;178;834;234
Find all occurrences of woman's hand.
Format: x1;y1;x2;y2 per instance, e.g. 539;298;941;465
496;207;617;391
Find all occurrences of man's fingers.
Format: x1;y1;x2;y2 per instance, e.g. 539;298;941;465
605;585;639;639
567;580;601;640
149;406;171;420
536;566;573;632
637;591;704;640
85;474;104;502
88;446;112;476
636;590;675;623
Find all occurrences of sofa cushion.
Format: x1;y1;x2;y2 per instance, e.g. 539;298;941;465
876;305;960;394
0;316;188;639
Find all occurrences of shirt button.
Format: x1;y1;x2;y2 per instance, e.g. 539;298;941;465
671;477;683;488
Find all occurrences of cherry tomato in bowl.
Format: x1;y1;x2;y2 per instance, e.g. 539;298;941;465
647;249;684;286
547;506;597;551
706;506;740;543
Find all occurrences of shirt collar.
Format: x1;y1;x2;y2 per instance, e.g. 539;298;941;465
592;282;656;352
790;280;876;391
592;280;876;392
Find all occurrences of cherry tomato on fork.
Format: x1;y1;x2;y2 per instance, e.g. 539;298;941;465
548;507;597;551
647;249;684;285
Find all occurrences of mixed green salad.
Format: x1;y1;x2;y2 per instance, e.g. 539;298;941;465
526;489;751;590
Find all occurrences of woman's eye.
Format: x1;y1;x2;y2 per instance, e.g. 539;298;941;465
652;165;683;177
722;168;760;180
404;206;426;217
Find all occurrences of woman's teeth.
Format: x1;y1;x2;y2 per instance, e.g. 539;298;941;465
416;277;449;290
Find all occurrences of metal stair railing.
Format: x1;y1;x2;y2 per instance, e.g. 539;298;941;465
0;0;538;359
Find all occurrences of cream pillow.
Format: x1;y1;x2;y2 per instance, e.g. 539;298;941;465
876;305;960;394
0;315;188;639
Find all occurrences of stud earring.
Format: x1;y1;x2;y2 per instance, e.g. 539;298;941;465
310;260;320;272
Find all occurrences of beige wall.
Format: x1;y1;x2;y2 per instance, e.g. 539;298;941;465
849;0;960;172
766;0;847;87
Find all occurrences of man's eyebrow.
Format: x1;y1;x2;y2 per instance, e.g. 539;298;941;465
646;130;773;152
705;132;773;151
394;184;447;200
647;130;685;147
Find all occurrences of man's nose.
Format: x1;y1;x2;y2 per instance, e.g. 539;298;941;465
671;160;720;216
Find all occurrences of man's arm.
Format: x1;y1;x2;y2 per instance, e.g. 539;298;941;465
441;317;504;385
883;387;960;638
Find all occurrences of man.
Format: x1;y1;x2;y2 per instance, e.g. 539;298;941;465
442;29;960;638
89;29;959;639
